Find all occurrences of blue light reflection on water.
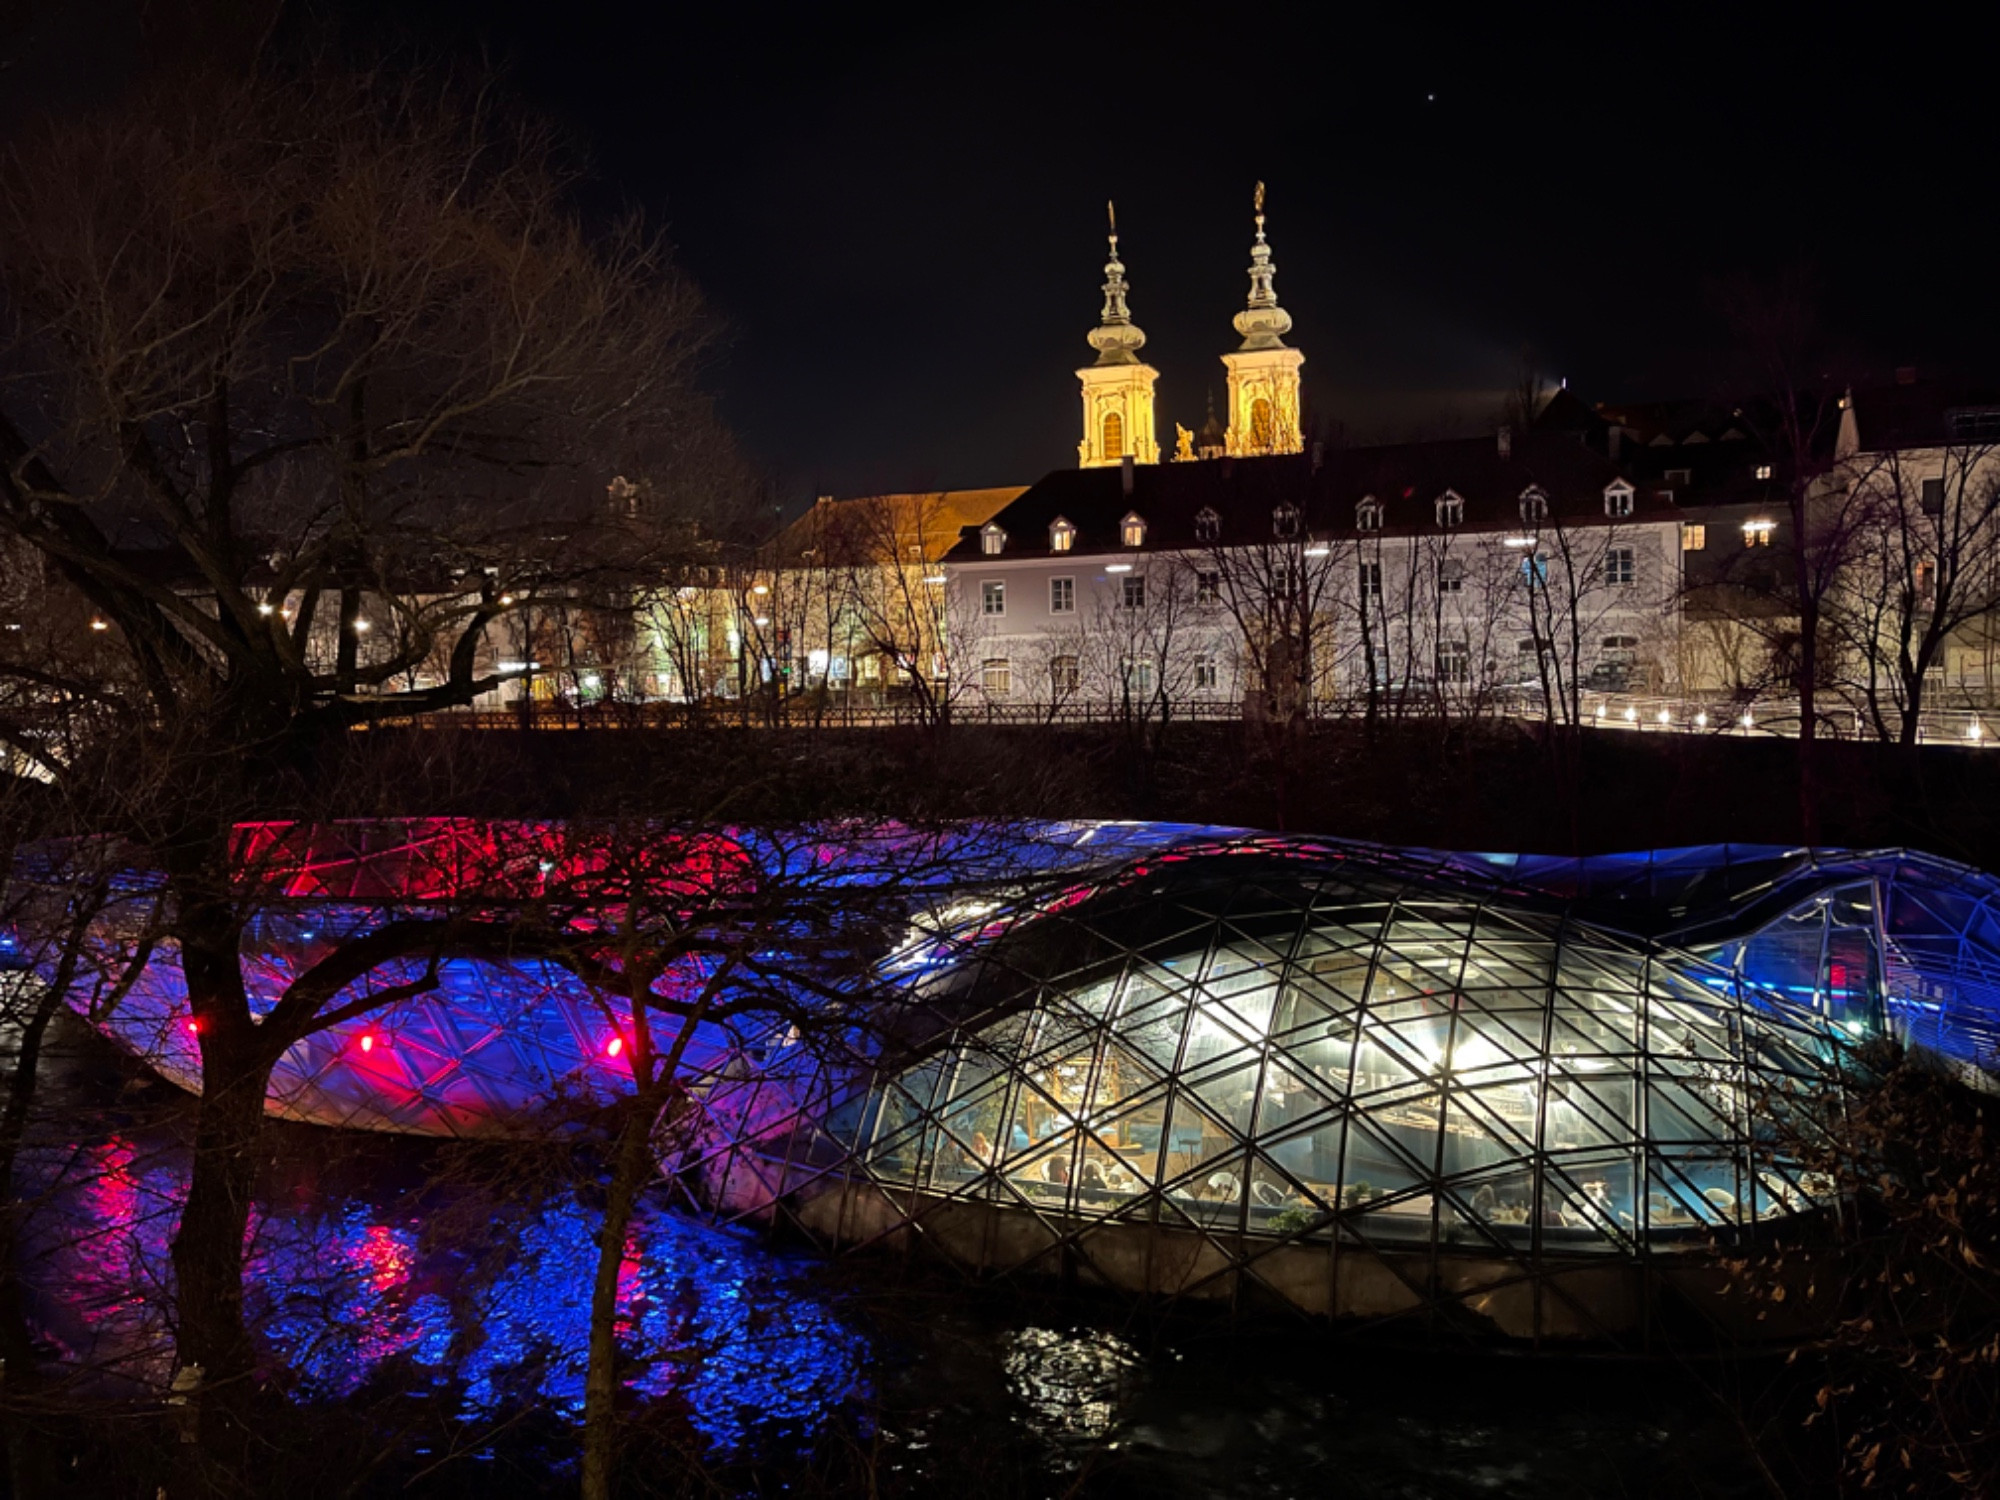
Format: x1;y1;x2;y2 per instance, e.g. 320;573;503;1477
26;1139;869;1458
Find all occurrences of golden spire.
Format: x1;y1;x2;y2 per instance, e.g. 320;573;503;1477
1088;199;1146;366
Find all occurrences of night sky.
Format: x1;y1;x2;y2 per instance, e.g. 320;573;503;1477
18;4;2000;502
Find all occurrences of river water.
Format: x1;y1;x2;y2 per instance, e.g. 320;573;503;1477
10;1014;1780;1497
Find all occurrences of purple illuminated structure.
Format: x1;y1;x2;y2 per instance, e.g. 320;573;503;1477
12;824;2000;1339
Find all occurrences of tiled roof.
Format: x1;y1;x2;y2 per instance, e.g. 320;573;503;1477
777;487;1026;566
944;435;1676;562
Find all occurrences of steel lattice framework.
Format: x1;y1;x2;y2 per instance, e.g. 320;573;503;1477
679;836;2000;1338
13;822;2000;1336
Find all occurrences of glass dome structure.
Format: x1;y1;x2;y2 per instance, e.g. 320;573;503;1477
690;836;2000;1340
14;822;2000;1338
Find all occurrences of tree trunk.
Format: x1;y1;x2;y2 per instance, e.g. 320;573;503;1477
1797;601;1821;844
168;1020;276;1480
0;979;68;1499
579;1082;670;1500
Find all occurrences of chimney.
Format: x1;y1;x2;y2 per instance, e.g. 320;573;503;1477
1121;452;1135;497
1896;365;1919;386
1607;425;1622;462
1497;425;1513;460
1310;440;1325;474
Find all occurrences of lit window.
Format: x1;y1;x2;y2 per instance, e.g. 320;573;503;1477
1682;524;1706;552
1273;502;1301;539
1605;546;1636;586
1123;658;1156;696
1754;464;1773;481
1603;482;1634;518
1121;511;1146;547
1436;491;1464;528
1438;557;1464;594
1437;640;1470;684
981;524;1006;556
1050;655;1080;694
1122;574;1147;610
1194;654;1219;690
1521;553;1549;589
1103;412;1124;461
981;658;1012;696
1049;576;1074;614
1520;487;1549;523
1359;560;1382;598
982;580;1006;615
1356;498;1383;531
1194;506;1221;542
1743;519;1775;547
1049;518;1076;553
1196;570;1221;608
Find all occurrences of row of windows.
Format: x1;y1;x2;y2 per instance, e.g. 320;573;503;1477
1432;635;1644;684
980;655;1223;697
985;547;1641;616
982;573;1221;616
1358;548;1639;598
983;483;1641;556
977;636;1643;696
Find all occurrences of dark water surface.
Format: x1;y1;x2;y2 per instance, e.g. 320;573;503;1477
11;1016;1782;1498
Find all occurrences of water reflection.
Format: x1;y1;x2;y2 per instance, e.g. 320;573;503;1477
1002;1327;1144;1443
22;1135;868;1457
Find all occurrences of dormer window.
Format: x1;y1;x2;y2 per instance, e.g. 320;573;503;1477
1120;511;1146;548
1603;480;1635;519
1049;517;1076;553
1273;502;1301;539
1435;490;1464;528
980;523;1006;556
1194;506;1221;543
1356;497;1384;531
1519;486;1549;524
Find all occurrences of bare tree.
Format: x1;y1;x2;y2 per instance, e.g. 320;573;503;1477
1715;274;1863;838
1834;441;2000;744
0;53;734;1478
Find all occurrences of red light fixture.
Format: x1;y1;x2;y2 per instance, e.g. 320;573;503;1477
360;1034;375;1053
605;1036;623;1058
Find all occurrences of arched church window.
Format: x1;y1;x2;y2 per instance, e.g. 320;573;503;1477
1250;398;1274;449
1103;411;1124;461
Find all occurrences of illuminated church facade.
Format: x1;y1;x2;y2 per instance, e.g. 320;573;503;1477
943;188;1687;720
1076;187;1304;470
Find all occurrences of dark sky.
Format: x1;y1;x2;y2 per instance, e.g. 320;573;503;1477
22;3;2000;501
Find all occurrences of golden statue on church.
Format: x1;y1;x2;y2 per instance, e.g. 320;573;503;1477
1174;424;1195;462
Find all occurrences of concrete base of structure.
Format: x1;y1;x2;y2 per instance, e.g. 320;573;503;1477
774;1175;1811;1347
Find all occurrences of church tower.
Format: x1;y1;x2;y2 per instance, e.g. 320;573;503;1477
1076;204;1159;468
1222;183;1305;457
